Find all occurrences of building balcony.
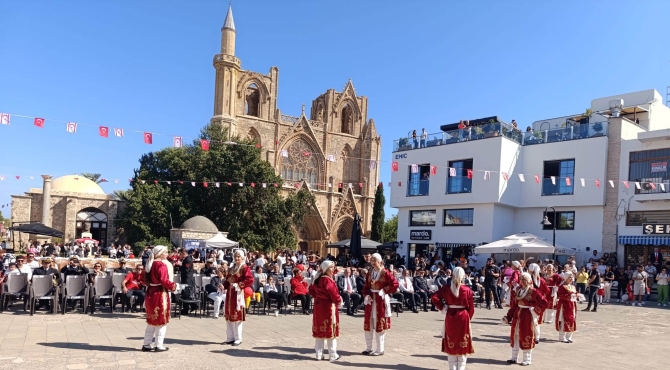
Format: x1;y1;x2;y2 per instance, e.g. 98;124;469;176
393;121;608;152
407;180;430;197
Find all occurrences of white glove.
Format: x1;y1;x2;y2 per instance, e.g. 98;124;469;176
364;295;372;305
233;283;240;292
378;290;385;298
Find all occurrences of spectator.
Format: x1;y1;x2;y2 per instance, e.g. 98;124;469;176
632;265;648;307
122;264;146;312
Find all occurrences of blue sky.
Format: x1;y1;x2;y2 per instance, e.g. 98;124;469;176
1;0;669;221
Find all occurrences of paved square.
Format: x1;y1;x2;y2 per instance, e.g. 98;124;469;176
0;301;665;369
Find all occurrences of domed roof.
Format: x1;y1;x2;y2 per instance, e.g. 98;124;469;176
51;175;105;195
180;216;218;232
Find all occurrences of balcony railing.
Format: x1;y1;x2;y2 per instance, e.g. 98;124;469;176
541;178;574;196
407;180;430;197
393;121;608;152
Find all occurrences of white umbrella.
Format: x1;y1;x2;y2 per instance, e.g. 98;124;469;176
474;239;531;254
503;232;546;241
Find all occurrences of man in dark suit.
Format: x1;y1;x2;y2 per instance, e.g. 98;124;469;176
337;268;361;316
32;257;61;311
650;247;664;274
179;248;197;314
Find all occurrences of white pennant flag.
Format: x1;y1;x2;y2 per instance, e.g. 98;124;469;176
215;182;220;187
66;122;77;133
662;183;666;191
327;154;335;162
191;182;196;187
328;183;332;188
580;178;585;187
262;183;267;188
239;183;243;187
0;176;4;181
550;176;556;185
29;176;34;180
167;181;171;185
141;180;146;184
609;180;615;188
281;149;288;158
411;164;418;173
518;174;525;182
484;171;490;180
114;180;118;184
0;113;10;125
348;183;352;188
370;160;377;169
449;167;456;177
114;128;124;137
635;182;641;189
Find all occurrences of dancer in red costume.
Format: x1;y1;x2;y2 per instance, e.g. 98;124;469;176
362;253;399;356
543;264;561;324
504;272;548;366
309;260;342;362
526;263;549;343
222;249;254;346
555;272;578;343
142;245;177;352
505;261;522;306
431;267;475;370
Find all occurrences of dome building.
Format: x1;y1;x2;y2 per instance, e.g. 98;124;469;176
170;215;223;250
10;174;123;249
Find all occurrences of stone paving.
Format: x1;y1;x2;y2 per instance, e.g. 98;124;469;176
0;300;667;370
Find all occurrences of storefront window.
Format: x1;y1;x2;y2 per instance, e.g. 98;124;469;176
624;245;670;267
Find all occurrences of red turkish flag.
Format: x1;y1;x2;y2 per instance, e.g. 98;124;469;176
565;177;571;186
392;162;399;172
502;172;509;181
15;176;20;180
274;183;278;187
178;181;184;184
650;182;656;189
203;182;208;188
338;183;343;188
430;166;437;176
227;182;232;186
359;182;363;188
99;126;109;138
153;180;158;184
255;143;262;149
534;175;540;183
623;181;629;189
144;132;153;144
467;169;473;179
251;182;255;188
303;151;311;157
595;179;601;188
34;118;45;128
201;140;210;151
397;181;402;187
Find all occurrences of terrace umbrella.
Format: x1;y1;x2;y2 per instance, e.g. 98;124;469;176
349;213;363;261
9;223;64;238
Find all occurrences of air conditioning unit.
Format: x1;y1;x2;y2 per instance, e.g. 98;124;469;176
640;178;662;194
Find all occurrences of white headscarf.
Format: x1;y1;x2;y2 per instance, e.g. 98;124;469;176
146;245;168;273
512;261;521;269
233;249;246;264
560;272;573;285
517;272;533;299
528;263;541;287
314;260;334;282
371;253;383;262
451;267;465;297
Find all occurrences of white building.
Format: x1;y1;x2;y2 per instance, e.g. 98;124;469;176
390;89;670;269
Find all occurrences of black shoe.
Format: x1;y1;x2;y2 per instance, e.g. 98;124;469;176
222;341;235;345
412;309;419;313
347;312;354;316
507;360;517;364
591;309;597;312
496;305;504;309
535;339;539;344
361;350;373;355
141;346;153;352
154;347;169;352
581;308;591;312
486;306;491;310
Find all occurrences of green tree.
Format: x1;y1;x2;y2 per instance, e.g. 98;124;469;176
117;123;315;253
381;214;398;244
81;172;103;184
113;189;133;201
370;183;385;242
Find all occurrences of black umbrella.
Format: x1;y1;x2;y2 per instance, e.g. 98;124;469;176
349;213;362;260
9;223;64;238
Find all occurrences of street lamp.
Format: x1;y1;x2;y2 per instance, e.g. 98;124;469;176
541;206;557;260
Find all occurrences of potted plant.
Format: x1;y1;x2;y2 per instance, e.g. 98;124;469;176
579;108;593;125
593;122;604;134
472;126;484;139
533;131;544;141
484;120;499;138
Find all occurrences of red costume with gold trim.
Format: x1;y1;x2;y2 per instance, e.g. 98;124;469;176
362;267;399;333
533;277;550;323
555;284;577;333
223;264;254;322
545;273;562;310
309;275;341;339
431;285;475;355
145;261;177;327
505;286;548;350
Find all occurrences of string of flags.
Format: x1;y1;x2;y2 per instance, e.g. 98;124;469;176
390;160;654;190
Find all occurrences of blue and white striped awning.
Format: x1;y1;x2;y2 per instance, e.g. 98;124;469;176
618;235;670;245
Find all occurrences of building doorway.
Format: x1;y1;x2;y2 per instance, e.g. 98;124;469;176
76;207;107;247
408;243;434;269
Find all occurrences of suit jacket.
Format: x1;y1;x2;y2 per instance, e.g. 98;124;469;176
180;256;195;286
649;252;663;265
337;275;357;294
413;277;430;293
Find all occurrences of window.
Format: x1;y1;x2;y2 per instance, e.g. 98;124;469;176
408;164;431;196
626;210;670;226
447;159;473;194
409;210;436;226
341;104;353;134
542;211;575;230
542;159;575;195
443;209;474;226
629;149;670;194
245;83;260;117
280;138;320;189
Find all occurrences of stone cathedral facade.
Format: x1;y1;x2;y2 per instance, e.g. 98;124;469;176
210;7;381;254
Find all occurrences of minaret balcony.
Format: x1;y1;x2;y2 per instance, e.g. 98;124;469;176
213;54;241;68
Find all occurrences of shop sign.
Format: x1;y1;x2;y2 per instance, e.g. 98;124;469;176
410;230;432;240
182;238;202;250
643;223;670;234
651;161;667;173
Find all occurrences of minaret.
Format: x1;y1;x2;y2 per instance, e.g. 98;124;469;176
211;5;241;138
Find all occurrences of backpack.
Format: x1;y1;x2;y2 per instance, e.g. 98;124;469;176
180;285;197;301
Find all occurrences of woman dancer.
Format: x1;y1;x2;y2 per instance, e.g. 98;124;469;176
504;272;548;366
431;267;475;370
555;272;578;343
308;260;342;362
362;253;399;356
142;245;177;352
223;249;254;346
526;263;549;343
543;264;561;324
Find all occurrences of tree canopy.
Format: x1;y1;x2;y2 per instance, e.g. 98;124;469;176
370;183;385;242
81;173;103;184
381;214;398;244
117;124;315;252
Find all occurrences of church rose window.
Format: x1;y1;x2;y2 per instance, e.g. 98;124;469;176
281;139;319;188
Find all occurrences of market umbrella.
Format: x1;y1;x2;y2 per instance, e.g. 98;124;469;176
349;213;363;260
199;232;239;249
327;237;381;250
9;223;64;238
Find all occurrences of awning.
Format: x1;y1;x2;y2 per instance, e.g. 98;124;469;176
436;243;475;249
618;235;670;245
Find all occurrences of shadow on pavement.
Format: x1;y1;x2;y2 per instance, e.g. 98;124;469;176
473;334;509;343
36;342;137;352
126;337;219;346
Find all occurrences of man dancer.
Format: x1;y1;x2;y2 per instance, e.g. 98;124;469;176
483;258;502;309
362;253;399;356
504;272;548;366
527;263;549;343
142;245;177;352
543;264;561;324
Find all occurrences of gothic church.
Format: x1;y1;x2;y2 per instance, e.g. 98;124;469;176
209;6;381;255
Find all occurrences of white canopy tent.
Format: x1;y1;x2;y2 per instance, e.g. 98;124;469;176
199;232;238;249
476;233;579;257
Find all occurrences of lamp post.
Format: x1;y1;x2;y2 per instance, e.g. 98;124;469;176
541;206;557;260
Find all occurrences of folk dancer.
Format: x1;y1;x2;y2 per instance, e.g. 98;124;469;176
526;263;549;343
142;245;177;352
543;264;561;324
222;249;254;346
308;260;342;362
555;272;578;343
503;272;548;366
504;261;522;306
431;267;475;370
362;253;399;356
